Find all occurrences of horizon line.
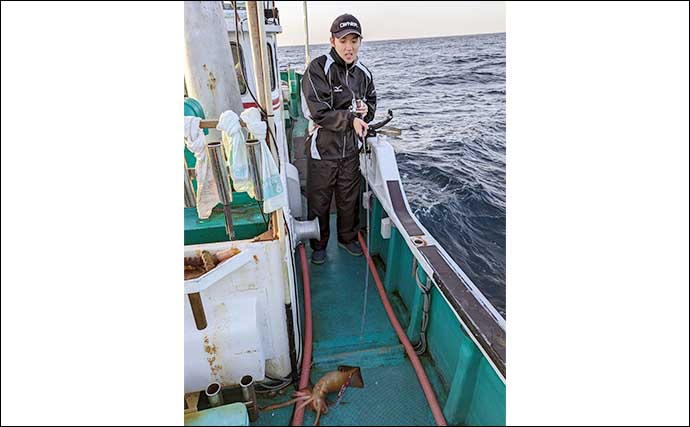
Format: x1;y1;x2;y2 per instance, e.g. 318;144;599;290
277;31;505;48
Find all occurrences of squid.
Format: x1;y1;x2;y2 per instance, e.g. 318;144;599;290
261;366;364;426
184;247;241;280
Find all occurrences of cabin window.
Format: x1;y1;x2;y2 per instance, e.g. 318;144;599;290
267;43;277;91
230;42;248;95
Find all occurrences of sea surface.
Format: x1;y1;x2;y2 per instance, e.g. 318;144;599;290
278;33;506;318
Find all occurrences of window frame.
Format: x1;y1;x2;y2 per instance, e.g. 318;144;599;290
266;42;277;91
229;41;248;95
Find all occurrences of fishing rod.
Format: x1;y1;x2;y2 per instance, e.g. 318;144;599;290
367;109;394;133
359;109;395;339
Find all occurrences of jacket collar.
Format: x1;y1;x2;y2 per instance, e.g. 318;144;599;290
329;47;357;70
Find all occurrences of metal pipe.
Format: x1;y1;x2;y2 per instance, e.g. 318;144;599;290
205;382;224;408
293;218;320;244
207;142;232;206
247;1;283;239
291;244;313;426
207;141;235;240
246;139;264;201
184;161;196;208
256;3;279;168
246;2;267;113
284;304;299;384
187;292;207;330
247;1;279;165
302;1;311;65
240;375;259;422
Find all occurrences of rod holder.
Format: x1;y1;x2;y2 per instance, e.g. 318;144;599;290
246;139;264;202
207;141;235;240
184;161;196;208
187;292;207;330
240;375;259;422
205;382;224;408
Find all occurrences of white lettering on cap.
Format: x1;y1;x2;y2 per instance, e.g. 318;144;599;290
339;21;359;28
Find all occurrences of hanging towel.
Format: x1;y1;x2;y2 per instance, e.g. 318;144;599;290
240;107;267;141
184;116;219;219
216;110;253;197
239;108;286;213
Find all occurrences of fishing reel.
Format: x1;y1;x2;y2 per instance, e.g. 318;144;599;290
349;99;362;115
359;109;394;154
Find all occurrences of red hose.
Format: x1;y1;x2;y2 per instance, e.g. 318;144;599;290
291;244;312;426
358;231;448;426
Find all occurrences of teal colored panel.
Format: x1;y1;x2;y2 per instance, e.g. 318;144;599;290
288;69;302;119
367;197;384;256
443;339;482;424
366;197;391;264
427;286;463;383
291;116;310;139
464;358;506;426
426;283;506;426
405;266;427;343
383;227;402;293
381;224;421;334
396;243;418;317
184;193;268;245
184;97;207;125
185;402;248;426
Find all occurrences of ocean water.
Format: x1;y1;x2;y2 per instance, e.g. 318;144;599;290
278;33;506;318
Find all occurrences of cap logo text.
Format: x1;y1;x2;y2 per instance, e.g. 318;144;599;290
339;21;359;28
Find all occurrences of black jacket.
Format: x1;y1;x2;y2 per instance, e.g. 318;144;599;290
301;48;377;159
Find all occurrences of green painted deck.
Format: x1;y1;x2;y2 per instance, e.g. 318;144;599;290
184;193;268;245
250;215;446;426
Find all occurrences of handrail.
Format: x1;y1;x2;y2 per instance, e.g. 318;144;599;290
197;118;248;129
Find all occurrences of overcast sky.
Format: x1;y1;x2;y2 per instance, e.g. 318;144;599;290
274;1;506;46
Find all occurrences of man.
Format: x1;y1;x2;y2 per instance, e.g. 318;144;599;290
301;13;377;264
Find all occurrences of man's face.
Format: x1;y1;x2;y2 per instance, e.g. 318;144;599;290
330;33;361;64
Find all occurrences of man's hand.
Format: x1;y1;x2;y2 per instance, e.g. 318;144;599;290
353;117;369;138
355;102;368;117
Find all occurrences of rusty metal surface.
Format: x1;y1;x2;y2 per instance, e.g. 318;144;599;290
188;293;207;330
184;392;200;414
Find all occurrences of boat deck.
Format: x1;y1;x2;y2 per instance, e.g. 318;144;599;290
251;215;447;426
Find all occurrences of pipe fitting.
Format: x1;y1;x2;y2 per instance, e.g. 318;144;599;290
240;375;259;422
293;218;320;245
184;162;196;208
207;141;235;239
205;382;224;408
246;139;264;201
207;142;232;205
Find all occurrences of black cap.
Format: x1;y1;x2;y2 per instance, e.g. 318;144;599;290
330;14;362;39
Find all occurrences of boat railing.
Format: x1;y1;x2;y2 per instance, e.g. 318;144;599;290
361;130;507;380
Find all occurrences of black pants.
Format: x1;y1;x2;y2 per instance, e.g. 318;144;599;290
307;154;361;251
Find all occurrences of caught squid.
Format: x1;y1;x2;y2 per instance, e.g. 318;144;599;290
261;366;364;426
184;247;241;280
